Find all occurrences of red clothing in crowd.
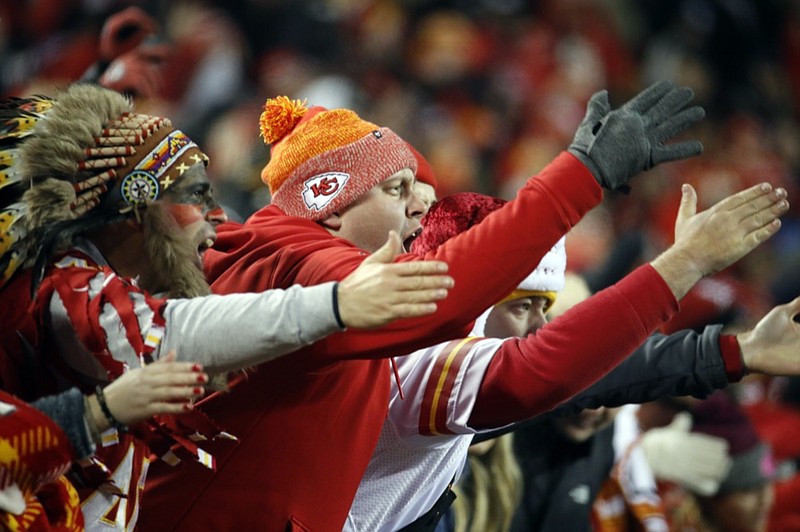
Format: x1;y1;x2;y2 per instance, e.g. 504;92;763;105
141;153;602;530
0;390;83;531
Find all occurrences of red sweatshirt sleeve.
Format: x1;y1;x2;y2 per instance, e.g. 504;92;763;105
210;153;602;361
469;264;679;428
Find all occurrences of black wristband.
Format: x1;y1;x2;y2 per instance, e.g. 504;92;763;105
332;282;346;329
94;385;127;432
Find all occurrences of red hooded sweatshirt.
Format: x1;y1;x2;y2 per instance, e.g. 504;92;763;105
140;153;603;530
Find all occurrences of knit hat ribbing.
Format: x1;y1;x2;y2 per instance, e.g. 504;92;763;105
259;96;417;220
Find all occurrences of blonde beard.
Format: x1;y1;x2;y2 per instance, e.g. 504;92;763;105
138;202;211;299
139;202;235;390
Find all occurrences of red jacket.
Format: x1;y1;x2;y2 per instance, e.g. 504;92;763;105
140;152;602;531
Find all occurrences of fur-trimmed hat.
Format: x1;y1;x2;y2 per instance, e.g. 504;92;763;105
0;83;208;288
412;191;566;310
258;96;417;220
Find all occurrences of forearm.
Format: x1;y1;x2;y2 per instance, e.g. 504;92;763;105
649;247;703;301
470;264;678;429
310;153;603;361
161;282;342;372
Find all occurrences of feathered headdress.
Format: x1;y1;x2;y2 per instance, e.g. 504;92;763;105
0;84;208;289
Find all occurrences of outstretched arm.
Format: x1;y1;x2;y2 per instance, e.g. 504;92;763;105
738;296;800;375
469;182;788;429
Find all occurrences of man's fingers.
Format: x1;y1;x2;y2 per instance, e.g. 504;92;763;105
362;231;401;265
744;197;789;231
675;184;697;231
387;303;439;319
744;218;782;247
583;90;610;124
651;106;706;143
388;287;449;304
644;85;696;124
722;183;777;212
378;259;450;277
622;80;674;114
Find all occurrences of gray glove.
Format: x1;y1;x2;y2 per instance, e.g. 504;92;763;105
568;80;705;190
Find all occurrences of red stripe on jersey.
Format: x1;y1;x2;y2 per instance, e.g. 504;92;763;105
418;337;480;436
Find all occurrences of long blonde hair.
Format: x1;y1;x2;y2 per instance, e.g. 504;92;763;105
451;434;523;532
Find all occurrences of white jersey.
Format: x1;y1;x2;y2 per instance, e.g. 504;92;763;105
345;333;510;531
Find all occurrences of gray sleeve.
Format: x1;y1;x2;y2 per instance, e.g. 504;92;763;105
548;325;729;416
475;325;730;442
159;282;343;372
31;388;95;459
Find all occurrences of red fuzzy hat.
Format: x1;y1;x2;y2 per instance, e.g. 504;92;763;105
413;192;566;310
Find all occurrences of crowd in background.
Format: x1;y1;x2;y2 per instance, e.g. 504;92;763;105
3;1;800;530
4;0;800;318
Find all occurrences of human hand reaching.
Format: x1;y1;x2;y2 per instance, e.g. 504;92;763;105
568;80;705;191
739;296;800;376
337;231;454;329
89;351;208;432
651;182;788;299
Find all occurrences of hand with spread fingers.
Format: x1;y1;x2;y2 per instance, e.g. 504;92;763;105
337;231;454;328
569;80;705;191
90;351;208;432
739;296;800;376
651;182;789;299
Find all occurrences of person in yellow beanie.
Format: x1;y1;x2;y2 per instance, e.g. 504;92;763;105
140;82;788;531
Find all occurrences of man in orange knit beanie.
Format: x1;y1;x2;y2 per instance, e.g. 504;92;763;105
138;82;792;531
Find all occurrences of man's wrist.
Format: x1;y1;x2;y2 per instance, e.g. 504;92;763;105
649;247;703;300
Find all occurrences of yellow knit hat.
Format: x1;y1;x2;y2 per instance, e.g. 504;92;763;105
259;96;417;220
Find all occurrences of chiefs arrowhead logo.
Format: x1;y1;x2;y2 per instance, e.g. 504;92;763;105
302;172;350;211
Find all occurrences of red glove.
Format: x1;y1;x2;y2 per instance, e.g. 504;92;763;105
99;6;159;61
99;43;171;98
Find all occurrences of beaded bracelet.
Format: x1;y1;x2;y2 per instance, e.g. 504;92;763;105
94;385;127;432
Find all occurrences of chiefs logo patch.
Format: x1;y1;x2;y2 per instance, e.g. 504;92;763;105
302;172;350;211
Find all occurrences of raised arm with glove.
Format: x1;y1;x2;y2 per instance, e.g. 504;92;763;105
568;80;705;191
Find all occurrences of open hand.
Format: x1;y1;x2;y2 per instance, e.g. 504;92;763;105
652;182;788;299
337;231;454;329
101;351;208;427
739;296;800;376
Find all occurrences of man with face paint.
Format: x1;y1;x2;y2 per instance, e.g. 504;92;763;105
0;84;454;530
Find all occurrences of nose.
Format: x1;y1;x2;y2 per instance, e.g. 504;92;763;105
407;188;426;220
206;206;228;225
526;309;547;336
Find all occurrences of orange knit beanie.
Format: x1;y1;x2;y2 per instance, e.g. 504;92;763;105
259;96;417;220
